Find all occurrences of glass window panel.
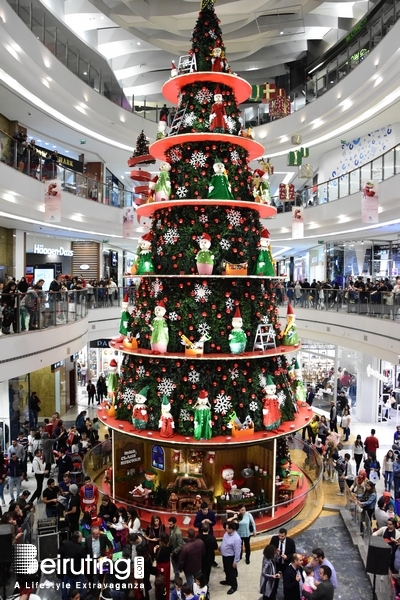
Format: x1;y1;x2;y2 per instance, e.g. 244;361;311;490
383;149;394;179
327;179;338;202
349;40;360;70
45;26;56;52
370;18;382;48
360;163;372;182
349;169;360;195
67;49;78;75
395;145;400;174
80;60;89;82
338;173;349;198
372;157;383;182
31;17;43;42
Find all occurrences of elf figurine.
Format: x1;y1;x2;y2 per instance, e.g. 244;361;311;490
137;232;154;275
196;232;214;275
291;359;305;407
132;386;149;430
159;394;175;438
209;88;228;133
154;162;171;202
193;389;213;441
107;358;119;401
281;303;299;346
259;172;272;204
253;228;275;277
131;468;157;497
211;40;227;72
113;292;131;343
229;306;247;354
150;301;169;353
207;159;234;200
262;375;282;431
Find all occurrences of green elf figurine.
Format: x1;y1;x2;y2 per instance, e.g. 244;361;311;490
196;232;214;275
254;228;275;277
150;301;169;353
281;303;299;346
228;306;247;354
137;231;155;275
207;159;234;200
114;292;131;343
193;389;213;440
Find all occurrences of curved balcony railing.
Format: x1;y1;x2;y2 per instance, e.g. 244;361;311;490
83;436;323;536
2;122;400;213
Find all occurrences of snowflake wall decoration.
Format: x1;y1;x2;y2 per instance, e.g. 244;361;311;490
151;278;163;297
180;409;191;421
183;112;197;127
157;377;176;396
214;393;232;414
136;366;146;378
249;401;259;412
220;239;231;250
194;283;212;303
195;88;213;103
188;370;200;384
164;228;180;245
190;150;207;168
197;322;211;336
176;186;188;198
122;388;135;404
226;209;242;227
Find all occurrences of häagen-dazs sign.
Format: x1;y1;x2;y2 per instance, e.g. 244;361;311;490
33;244;74;256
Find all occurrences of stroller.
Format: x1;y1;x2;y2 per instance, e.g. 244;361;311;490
70;452;84;485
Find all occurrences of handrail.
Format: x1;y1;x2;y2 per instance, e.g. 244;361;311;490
1;124;400;213
83;436;323;535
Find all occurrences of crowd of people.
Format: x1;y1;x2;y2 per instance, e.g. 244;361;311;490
0;274;123;334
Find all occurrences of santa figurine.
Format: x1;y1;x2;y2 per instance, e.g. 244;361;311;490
281;303;299;346
259;172;271;204
207;159;234;200
193;389;212;441
159;394;175;438
262;375;282;431
170;61;178;78
132;385;149;430
136;232;154;275
113;292;131;343
107;358;119;401
147;178;157;203
229;306;247;354
150;301;169;353
209;87;228;133
253;228;275;277
196;232;214;275
154;162;171;202
211;39;227;72
220;465;245;494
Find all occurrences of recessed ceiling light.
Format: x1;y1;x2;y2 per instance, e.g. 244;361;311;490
65;150;69;153
52;145;56;148
83;71;87;75
45;142;49;145
374;76;383;87
137;42;141;46
121;175;125;179
280;31;284;35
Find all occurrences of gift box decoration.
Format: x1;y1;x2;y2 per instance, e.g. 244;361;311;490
264;83;277;100
277;88;287;98
258;159;275;175
287;147;309;166
279;183;295;200
298;164;314;178
224;261;248;276
269;97;291;118
291;134;302;145
250;85;265;102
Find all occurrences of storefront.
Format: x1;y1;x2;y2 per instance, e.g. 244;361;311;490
78;340;121;382
25;235;74;286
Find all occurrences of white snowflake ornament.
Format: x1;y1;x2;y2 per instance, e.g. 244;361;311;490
164;228;180;245
199;214;208;224
197;322;211;336
249;400;258;412
122;388;135;404
176;186;188;198
188;370;200;384
190;151;207;168
151;278;163;297
196;87;213;103
229;367;239;380
259;373;267;389
226;298;235;310
227;209;242;227
183;112;197;127
194;283;212;303
136;366;146;378
230;150;240;164
226;116;237;134
180;409;191;421
220;239;231;250
277;390;286;406
157;377;176;397
169;311;178;321
214;393;232;414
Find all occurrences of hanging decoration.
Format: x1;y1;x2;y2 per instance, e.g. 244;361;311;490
279;183;295;201
287;147;309;166
292;206;304;239
258;159;275;175
269;96;291;118
298;164;314;179
291;134;302;145
250;83;277;102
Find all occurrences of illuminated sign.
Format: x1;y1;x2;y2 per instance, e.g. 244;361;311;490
33;244;73;256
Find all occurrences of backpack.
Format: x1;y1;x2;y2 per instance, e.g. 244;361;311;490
25;293;35;308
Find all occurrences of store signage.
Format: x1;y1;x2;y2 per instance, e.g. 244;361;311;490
34;244;73;257
70;352;79;361
35;145;84;174
90;339;111;348
366;364;388;383
51;360;64;372
120;447;142;467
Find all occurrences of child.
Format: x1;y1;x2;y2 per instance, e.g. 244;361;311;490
170;577;183;600
302;566;317;593
155;574;167;600
193;573;208;600
181;584;198;600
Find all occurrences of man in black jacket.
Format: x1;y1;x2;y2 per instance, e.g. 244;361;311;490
198;522;218;584
56;448;73;483
85;525;114;584
270;528;296;575
98;494;118;523
283;553;304;600
302;565;334;600
59;531;87;600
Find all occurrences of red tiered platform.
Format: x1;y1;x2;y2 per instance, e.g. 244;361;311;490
162;72;252;105
136;198;277;219
150;132;264;162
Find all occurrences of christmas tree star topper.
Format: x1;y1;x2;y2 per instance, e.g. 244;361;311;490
201;0;215;8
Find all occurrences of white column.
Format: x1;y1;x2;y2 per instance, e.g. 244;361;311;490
55;370;61;414
355;354;379;423
13;230;25;279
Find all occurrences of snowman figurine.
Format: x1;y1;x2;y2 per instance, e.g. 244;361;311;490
132;386;149;430
196;232;214;275
228;306;247;354
150;301;169;353
207;159;234;200
136;232;154;275
154;162;171;202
